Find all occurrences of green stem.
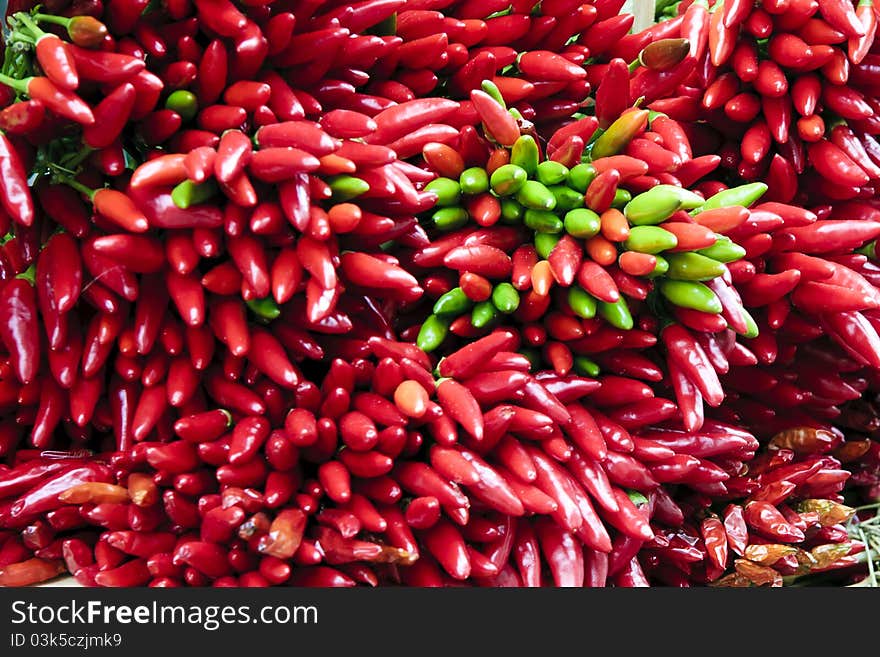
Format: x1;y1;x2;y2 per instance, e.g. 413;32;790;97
33;14;72;29
0;72;29;95
628;58;641;74
7;32;36;46
15;264;36;285
58;176;97;201
13;12;45;40
60;146;96;172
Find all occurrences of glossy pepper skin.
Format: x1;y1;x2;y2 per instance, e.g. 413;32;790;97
0;278;40;385
0;133;34;227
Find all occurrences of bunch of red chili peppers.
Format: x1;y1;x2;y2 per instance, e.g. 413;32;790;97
0;0;878;588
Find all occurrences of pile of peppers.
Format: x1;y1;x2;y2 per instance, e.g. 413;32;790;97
0;0;878;588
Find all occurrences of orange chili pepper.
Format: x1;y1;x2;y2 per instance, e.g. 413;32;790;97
585;234;618;266
600;208;630;242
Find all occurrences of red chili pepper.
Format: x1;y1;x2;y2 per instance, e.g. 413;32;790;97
823;84;873;120
192;38;227;106
0;279;39;385
849;0;877;64
418;519;468;580
808;138;872;186
534;517;584;587
367;98;459;146
38;232;81;320
393;462;468;512
743;501;806;542
227;234;270;299
34;32;78;90
821;49;850;85
708;2;736;66
661;324;725;408
781;219;880;253
469;89;519;147
211;130;251;185
0;133;34;227
1;76;93;125
190;0;247;37
431;379;481;442
602;488;654;542
583;167;620;214
831;124;880;179
0;100;45;136
819;0;867;39
526;447;582;532
822;311;880;368
681;0;710;60
5;463;114;528
583;13;635;56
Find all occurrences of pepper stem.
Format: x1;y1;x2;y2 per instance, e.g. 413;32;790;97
0;72;30;96
628;58;641;74
33;13;73;29
15;264;36;285
56;175;97;201
12;12;46;40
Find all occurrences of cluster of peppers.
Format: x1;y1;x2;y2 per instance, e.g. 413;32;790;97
409;99;766;361
645;0;880;206
0;0;877;587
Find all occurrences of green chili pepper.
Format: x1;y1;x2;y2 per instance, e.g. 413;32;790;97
598;297;634;330
573;355;600;377
658;280;723;313
433;287;472;315
700;182;768;211
535;232;561;259
165;90;198;122
548;185;584;212
471;300;498;328
489;164;527;196
648;255;669;278
328;175;370;201
536;160;569;186
624;187;682;225
510;135;539;176
515;179;556;211
460;166;489;195
480;79;506;108
697;234;746;263
568;286;597;319
590;109;650;158
524;209;564;233
664;252;726;281
500;198;524;223
246;297;281;320
742;309;759;338
171;179;218;209
655;184;704;210
563;208;601;238
417;314;450;352
611;188;632;209
492;282;520;314
567;163;596;193
432;206;470;230
624;225;678;253
424;177;461;206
